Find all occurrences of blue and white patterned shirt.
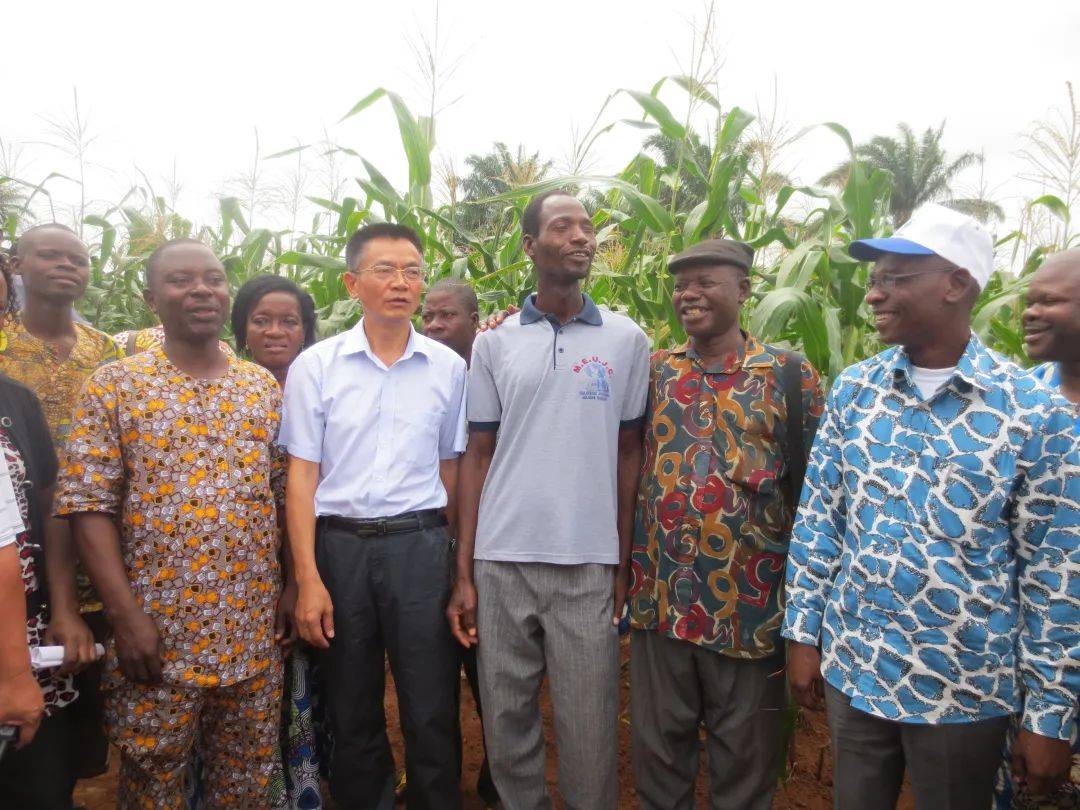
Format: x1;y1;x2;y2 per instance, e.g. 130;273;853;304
782;336;1080;739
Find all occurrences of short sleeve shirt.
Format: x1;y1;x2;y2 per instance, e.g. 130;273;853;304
0;317;120;448
468;294;651;564
0;317;120;612
55;349;284;688
280;320;467;519
114;324;235;359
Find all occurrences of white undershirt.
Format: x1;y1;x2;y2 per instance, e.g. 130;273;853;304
910;365;956;399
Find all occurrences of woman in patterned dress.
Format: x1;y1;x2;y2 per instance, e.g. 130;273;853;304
232;275;323;810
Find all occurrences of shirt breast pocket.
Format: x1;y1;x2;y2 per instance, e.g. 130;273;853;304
397;408;442;466
725;427;786;546
920;460;1010;551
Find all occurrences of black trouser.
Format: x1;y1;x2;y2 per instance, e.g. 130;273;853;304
455;644;499;806
0;706;77;809
825;683;1010;810
316;520;461;810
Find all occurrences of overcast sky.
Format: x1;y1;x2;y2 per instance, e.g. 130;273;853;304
5;0;1078;237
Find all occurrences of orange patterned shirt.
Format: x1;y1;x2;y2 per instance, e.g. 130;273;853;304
55;348;284;687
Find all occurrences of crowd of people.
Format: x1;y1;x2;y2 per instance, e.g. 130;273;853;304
0;191;1075;810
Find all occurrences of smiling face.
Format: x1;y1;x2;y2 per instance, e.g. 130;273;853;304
144;243;230;343
246;290;306;373
343;237;424;324
13;226;91;305
670;262;749;342
1023;253;1080;363
863;253;969;349
523;195;596;282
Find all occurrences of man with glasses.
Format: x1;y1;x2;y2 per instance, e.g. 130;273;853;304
281;223;466;808
782;204;1080;809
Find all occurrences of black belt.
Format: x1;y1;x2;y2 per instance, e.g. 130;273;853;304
318;509;447;537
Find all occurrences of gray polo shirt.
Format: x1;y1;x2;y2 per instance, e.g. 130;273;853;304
468;293;650;564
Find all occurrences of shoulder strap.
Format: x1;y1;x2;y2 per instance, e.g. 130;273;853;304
779;350;809;509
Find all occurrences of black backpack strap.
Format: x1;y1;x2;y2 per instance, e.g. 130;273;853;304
779;350;811;509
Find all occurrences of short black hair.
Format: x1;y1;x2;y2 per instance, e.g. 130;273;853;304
231;274;318;352
145;237;214;286
13;223;81;257
426;278;478;315
521;190;577;238
344;223;424;272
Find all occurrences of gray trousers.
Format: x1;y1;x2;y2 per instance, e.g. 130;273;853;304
475;560;619;810
629;630;785;810
825;684;1010;810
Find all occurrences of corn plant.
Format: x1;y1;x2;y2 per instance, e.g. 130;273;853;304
2;77;1058;378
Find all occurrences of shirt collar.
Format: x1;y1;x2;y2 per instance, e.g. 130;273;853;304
889;333;991;393
343;318;428;363
519;293;603;326
671;332;773;374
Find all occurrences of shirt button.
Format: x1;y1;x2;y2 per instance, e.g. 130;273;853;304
559;348;564;353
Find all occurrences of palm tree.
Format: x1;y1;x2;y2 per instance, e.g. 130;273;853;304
457;142;553;235
820;122;984;225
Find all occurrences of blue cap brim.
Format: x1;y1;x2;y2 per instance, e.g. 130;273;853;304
847;237;936;261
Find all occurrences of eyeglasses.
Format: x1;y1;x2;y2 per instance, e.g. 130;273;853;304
363;264;425;282
866;263;956;292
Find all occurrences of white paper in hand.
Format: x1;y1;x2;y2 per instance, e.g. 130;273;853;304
0;456;25;539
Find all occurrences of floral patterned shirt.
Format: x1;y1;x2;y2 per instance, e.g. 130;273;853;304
0;316;120;612
114;324;234;359
55;348;284;688
0;317;120;447
629;334;825;658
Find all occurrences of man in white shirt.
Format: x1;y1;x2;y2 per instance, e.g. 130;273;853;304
281;223;467;809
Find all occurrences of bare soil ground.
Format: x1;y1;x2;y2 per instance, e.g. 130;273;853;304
75;638;913;808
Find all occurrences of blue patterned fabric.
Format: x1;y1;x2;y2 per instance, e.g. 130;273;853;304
993;361;1080;809
782;336;1080;738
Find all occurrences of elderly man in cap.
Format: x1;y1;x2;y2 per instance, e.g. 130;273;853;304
782;204;1080;809
628;238;824;809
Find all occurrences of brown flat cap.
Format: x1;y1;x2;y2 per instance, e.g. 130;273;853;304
668;238;754;274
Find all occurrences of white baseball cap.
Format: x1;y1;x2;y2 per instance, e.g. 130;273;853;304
848;203;995;289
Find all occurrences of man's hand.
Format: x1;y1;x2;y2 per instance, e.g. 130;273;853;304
44;609;100;676
294;577;335;649
613;564;629;627
787;642;824;710
478;304;520;332
447;578;478;648
275;577;300;654
1012;729;1073;797
113;609;162;685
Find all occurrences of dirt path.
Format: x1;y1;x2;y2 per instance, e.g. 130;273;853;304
75;639;913;808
